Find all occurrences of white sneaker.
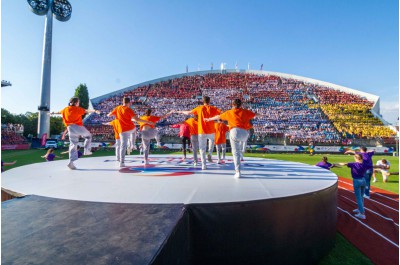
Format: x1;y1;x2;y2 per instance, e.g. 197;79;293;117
234;172;241;179
67;162;77;170
84;151;93;156
352;209;360;214
373;178;377;183
354;213;366;219
193;162;198;166
119;162;125;167
145;160;150;165
363;195;370;199
207;154;212;162
202;165;207;170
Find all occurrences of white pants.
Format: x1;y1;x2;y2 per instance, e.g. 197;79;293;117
141;129;159;161
119;129;135;163
115;139;121;161
67;125;92;163
127;128;137;151
198;133;215;167
240;134;249;159
216;143;226;160
190;135;199;162
230;128;249;172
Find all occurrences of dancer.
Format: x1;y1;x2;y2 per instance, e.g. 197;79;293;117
214;119;229;164
170;121;191;160
52;97;100;170
336;154;367;219
183;115;199;166
373;159;391;183
179;96;221;170
138;109;174;165
107;97;154;167
315;156;334;170
41;148;62;161
102;120;122;162
345;147;374;199
1;160;17;172
60;146;83;159
205;99;256;178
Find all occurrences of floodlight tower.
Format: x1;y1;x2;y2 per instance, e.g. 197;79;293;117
27;0;72;138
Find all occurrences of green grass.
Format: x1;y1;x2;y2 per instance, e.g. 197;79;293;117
2;149;398;265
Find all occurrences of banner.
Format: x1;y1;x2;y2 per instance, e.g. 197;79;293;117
247;145;395;154
1;144;30;150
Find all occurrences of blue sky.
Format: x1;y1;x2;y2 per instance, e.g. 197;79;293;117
2;0;399;124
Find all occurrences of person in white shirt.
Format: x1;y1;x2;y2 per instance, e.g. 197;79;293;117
373;159;391;183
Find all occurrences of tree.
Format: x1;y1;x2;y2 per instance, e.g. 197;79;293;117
50;116;65;136
1;108;16;124
74;83;89;110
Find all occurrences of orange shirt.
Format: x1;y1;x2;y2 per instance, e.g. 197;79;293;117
110;105;136;132
214;122;229;145
219;108;256;130
60;106;86;126
110;119;121;140
192;105;221;134
184;118;198;135
139;115;161;131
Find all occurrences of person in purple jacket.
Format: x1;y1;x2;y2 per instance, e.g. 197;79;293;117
337;154;367;220
345;147;374;199
315;156;334;170
41;148;62;161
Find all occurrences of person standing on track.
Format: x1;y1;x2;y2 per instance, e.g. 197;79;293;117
107;97;154;167
336;154;367;219
52;97;100;170
205;99;256;178
178;96;221;170
345;147;375;199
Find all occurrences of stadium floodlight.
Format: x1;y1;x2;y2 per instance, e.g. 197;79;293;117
1;80;12;87
27;0;72;138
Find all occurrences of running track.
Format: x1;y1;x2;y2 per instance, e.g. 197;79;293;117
337;177;399;265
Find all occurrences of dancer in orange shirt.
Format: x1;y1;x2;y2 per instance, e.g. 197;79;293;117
179;96;221;170
108;97;153;167
138;109;174;165
205;99;256;178
103;119;122;162
52;97;101;170
214;119;229;164
183;115;199;166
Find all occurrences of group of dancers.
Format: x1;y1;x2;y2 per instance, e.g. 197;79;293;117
53;96;256;178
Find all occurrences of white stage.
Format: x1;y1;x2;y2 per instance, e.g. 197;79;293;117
1;155;337;204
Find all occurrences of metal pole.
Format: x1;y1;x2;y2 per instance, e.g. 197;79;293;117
37;0;53;138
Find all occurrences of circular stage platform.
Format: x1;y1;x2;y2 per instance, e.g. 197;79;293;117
2;155;338;265
2;155;337;204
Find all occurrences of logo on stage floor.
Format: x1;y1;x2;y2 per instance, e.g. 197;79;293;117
119;157;200;176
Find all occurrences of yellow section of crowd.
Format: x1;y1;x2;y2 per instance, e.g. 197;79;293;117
311;104;396;138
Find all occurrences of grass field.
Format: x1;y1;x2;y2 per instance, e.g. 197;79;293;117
2;148;399;265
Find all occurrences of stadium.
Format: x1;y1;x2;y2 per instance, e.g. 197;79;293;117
86;69;397;148
2;69;398;265
2;1;398;264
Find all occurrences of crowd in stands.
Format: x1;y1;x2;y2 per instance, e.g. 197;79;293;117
2;123;24;134
84;73;396;144
1;131;28;145
1;123;27;145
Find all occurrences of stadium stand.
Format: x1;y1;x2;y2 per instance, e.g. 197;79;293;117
86;72;396;144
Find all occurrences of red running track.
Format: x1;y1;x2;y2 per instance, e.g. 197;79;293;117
337;177;399;265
